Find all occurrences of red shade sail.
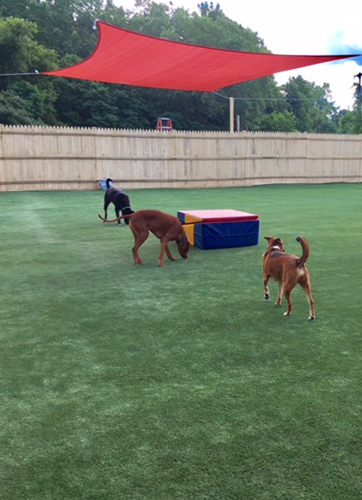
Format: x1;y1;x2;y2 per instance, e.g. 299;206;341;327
43;21;358;91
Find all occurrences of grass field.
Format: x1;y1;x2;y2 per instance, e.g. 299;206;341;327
1;184;362;500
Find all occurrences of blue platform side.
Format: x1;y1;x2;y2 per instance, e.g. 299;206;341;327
193;221;260;250
177;211;186;224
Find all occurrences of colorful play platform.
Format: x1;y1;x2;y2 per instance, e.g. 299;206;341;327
177;210;260;250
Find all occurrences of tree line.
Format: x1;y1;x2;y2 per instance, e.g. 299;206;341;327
0;0;361;133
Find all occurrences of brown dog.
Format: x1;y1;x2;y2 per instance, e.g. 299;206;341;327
263;236;315;320
98;210;190;267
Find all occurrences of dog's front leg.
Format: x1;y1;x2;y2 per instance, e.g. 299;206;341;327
165;243;177;262
158;240;176;267
104;201;109;221
115;206;122;225
158;245;166;267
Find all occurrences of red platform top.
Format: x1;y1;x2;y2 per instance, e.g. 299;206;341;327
178;209;259;223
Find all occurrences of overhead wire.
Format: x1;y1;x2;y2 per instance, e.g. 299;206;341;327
213;91;318;101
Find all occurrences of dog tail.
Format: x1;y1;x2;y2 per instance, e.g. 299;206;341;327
98;213;133;223
295;236;310;267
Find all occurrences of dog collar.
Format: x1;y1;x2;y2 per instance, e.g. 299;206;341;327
176;235;188;246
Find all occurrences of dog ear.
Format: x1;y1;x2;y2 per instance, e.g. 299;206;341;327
264;236;271;242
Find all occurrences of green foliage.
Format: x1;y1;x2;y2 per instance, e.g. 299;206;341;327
339;81;362;134
0;0;105;58
0;89;36;124
0;17;59;123
0;17;58;75
281;76;339;133
0;0;39;21
197;1;223;19
0;79;58;125
52;55;151;129
338;109;362;134
9;81;44;119
259;110;297;132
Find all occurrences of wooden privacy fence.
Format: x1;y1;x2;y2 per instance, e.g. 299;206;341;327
0;124;361;191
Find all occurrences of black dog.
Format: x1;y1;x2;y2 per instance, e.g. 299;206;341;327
103;178;134;225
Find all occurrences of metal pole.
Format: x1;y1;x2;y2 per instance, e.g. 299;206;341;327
229;97;234;133
354;73;362;133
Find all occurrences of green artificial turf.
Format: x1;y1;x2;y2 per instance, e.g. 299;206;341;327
1;184;362;499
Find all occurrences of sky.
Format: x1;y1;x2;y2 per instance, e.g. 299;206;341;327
113;0;362;110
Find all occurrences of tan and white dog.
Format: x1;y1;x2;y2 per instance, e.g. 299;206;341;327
263;236;315;320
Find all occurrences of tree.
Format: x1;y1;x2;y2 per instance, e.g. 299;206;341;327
346;73;362;134
0;90;37;125
0;0;39;19
259;110;297;132
282;76;338;133
197;2;223;19
0;17;56;76
0;17;58;124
